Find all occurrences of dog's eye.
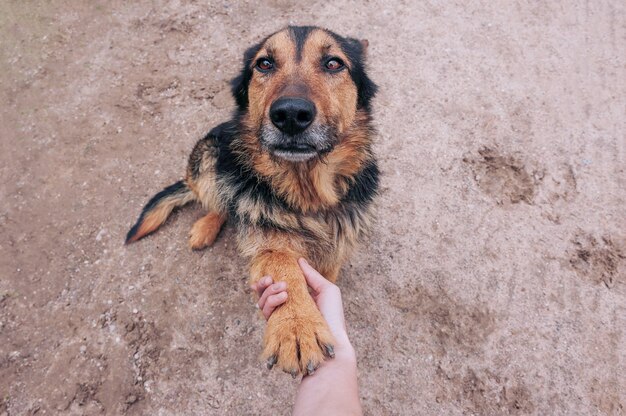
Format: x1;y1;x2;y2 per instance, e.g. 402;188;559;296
324;58;344;72
255;58;274;72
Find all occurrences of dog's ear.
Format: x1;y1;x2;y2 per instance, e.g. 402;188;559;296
339;36;378;110
360;39;369;56
231;41;264;110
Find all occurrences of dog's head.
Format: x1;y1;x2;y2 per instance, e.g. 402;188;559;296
231;26;377;163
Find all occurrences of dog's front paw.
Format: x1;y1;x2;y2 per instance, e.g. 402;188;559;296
262;304;335;377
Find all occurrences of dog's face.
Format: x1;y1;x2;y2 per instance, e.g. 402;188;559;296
232;26;377;163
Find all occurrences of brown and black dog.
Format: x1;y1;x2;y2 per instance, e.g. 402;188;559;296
126;26;379;376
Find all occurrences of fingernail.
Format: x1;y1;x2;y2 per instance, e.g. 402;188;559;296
301;258;309;265
263;276;272;285
273;282;286;290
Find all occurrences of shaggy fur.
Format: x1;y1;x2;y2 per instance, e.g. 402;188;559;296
126;26;379;376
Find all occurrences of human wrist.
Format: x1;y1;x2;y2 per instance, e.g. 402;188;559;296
308;340;356;380
331;328;352;349
332;334;356;364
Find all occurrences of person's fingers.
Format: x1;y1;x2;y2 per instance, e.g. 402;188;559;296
254;276;273;298
298;258;330;293
297;258;350;344
258;281;287;310
262;292;288;319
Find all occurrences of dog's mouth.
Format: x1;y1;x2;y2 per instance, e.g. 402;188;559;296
260;123;335;163
270;143;318;162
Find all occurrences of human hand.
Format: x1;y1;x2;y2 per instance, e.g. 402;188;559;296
251;276;288;320
251;258;351;351
291;260;361;415
296;258;350;349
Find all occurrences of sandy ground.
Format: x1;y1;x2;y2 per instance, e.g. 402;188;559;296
1;1;625;415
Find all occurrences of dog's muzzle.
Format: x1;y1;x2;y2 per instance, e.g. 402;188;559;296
262;97;334;162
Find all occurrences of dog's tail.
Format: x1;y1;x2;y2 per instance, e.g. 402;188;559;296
125;180;196;244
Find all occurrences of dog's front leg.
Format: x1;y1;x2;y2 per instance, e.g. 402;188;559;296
251;251;335;377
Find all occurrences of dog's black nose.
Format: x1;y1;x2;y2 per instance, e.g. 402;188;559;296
269;97;316;135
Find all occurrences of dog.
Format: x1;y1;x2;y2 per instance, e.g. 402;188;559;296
126;26;379;376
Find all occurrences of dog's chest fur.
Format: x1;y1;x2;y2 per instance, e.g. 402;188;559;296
188;121;379;268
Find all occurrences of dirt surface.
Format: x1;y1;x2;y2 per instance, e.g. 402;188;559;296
1;1;625;415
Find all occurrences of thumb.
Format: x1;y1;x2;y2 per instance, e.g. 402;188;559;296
298;258;329;292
